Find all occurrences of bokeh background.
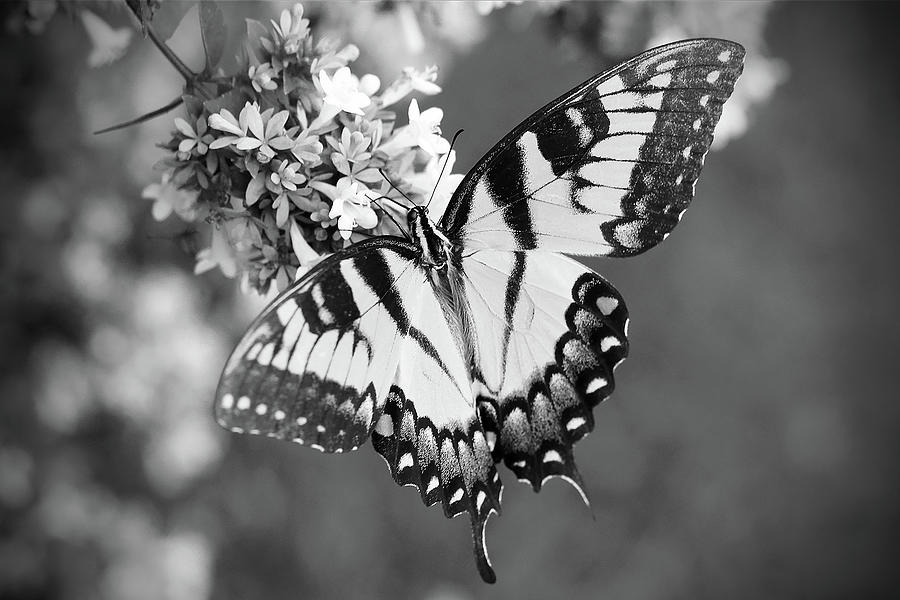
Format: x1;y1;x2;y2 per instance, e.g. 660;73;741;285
2;2;899;599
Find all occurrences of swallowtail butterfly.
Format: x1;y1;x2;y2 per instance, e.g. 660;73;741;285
215;39;745;582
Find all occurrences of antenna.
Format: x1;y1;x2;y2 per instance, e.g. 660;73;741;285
377;169;415;209
426;129;464;210
370;197;411;240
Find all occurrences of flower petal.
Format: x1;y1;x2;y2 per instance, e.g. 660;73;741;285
235;137;263;151
243;104;265;140
246;173;267;205
208;112;243;136
174;117;195;137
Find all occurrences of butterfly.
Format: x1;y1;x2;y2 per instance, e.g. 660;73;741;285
214;39;745;583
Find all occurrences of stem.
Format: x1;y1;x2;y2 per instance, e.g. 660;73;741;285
123;0;213;100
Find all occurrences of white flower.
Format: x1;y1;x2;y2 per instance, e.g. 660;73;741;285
380;66;442;108
359;74;381;97
319;66;371;117
406;151;464;218
208;102;293;163
379;99;450;157
289;219;321;267
80;10;132;67
309;177;378;239
249;62;278;93
142;173;198;221
195;227;239;279
272;4;309;55
173;117;212;156
475;1;523;16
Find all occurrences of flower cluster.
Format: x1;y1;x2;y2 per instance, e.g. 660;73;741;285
144;3;458;294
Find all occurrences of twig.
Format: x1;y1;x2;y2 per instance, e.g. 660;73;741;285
123;0;212;100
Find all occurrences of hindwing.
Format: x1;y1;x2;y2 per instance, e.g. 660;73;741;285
459;251;628;495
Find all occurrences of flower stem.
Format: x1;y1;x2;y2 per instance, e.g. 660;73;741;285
123;0;213;100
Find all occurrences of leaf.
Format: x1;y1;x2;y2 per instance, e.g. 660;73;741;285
182;94;204;117
93;96;184;135
244;18;269;64
203;89;248;120
199;0;226;73
145;0;196;41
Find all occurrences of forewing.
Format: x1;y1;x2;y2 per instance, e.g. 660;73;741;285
440;38;744;257
215;239;420;453
460;250;629;496
371;276;502;583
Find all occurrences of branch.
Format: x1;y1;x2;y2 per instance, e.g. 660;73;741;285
123;0;212;100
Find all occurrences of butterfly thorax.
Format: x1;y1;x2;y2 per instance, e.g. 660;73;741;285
407;205;451;270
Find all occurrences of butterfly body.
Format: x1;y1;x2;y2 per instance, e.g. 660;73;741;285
215;39;745;583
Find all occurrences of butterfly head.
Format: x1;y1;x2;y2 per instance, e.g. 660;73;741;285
407;205;449;270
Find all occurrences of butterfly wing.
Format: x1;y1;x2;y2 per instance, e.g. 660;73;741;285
458;250;628;496
439;38;745;257
371;277;502;582
215;238;421;452
216;237;502;581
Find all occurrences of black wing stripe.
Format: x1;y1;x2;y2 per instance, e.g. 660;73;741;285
485;143;538;251
441;39;744;257
215;239;420;452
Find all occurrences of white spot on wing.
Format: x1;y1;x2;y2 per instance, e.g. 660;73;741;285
316;424;326;433
717;49;732;62
648;72;672;87
375;414;393;437
596;296;618;315
255;403;268;415
426;476;439;494
566;416;587;431
600;337;622;352
296;416;308;426
476;490;487;510
220;394;234;410
236;396;251;411
274;410;285;421
543;450;563;463
656;59;677;72
450;488;464;504
398;453;414;470
699;94;710;107
706;70;721;84
485;431;496;452
585;377;607;394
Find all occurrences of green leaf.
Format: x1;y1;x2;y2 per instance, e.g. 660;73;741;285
199;0;226;73
203;89;248;119
93;96;184;135
146;0;196;41
182;95;204;118
244;18;269;63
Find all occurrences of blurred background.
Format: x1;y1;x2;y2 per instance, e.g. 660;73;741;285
2;1;899;598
